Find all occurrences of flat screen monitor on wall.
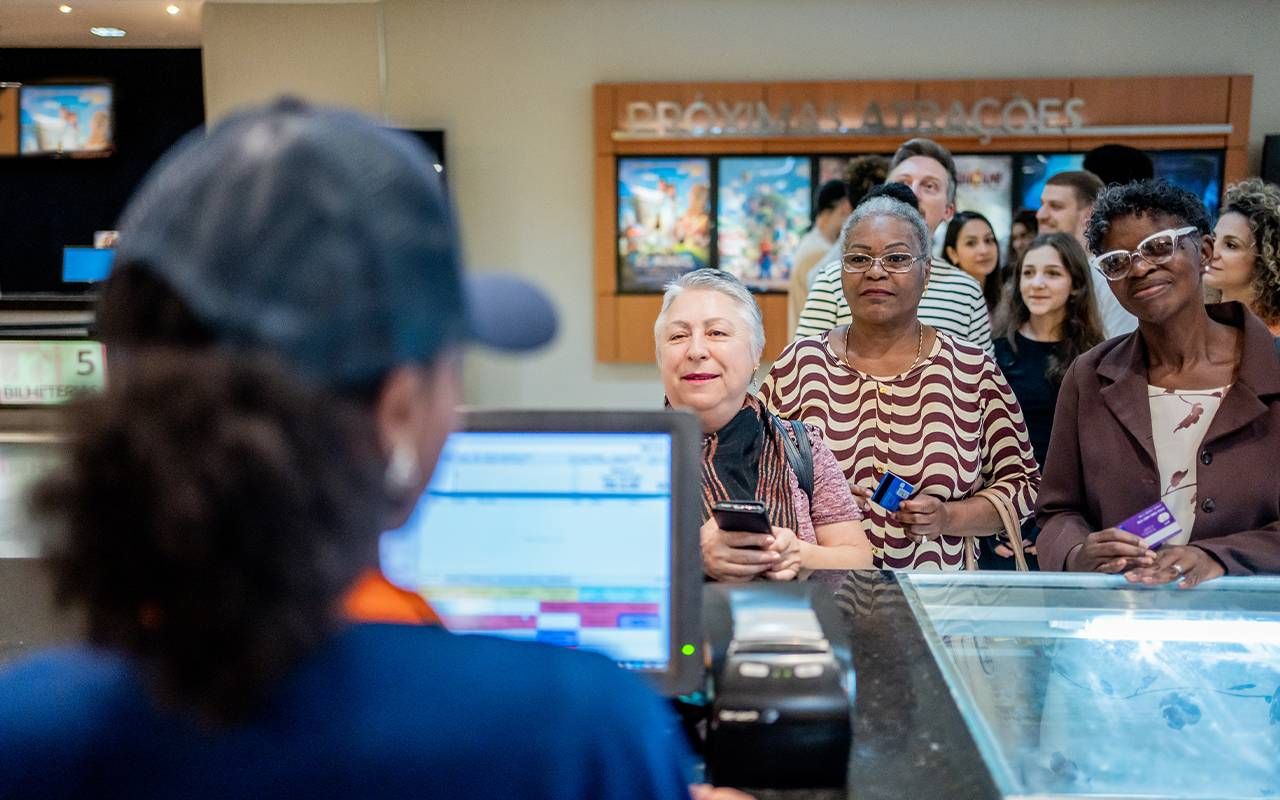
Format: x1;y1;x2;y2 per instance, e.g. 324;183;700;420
1014;150;1224;219
19;84;114;158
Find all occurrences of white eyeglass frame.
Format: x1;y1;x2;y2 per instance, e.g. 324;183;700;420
1091;226;1199;282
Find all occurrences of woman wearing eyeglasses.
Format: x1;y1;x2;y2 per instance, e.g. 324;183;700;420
761;189;1039;570
1037;180;1280;585
1205;178;1280;336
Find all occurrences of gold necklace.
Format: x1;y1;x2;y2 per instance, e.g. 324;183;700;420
843;320;924;376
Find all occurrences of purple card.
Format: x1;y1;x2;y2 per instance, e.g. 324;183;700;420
1116;501;1181;549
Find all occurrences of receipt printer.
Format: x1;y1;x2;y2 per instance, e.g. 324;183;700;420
702;582;853;789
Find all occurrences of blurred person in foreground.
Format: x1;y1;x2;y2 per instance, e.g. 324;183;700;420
0;98;746;800
657;269;873;581
1037;180;1280;584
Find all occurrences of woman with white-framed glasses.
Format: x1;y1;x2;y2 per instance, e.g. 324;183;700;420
761;186;1039;571
1038;179;1280;585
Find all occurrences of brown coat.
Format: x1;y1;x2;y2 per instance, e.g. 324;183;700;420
1037;302;1280;574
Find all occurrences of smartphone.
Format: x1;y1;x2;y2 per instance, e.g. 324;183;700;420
871;471;915;513
711;500;772;534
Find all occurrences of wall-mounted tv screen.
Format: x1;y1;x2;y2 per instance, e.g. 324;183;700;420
617;157;711;292
19;84;114;158
1015;153;1085;213
1151;150;1223;218
716;156;811;290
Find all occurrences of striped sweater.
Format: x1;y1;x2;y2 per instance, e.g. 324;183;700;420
760;332;1038;570
793;257;993;353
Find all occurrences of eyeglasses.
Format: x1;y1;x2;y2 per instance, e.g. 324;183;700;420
1091;226;1199;281
841;252;927;274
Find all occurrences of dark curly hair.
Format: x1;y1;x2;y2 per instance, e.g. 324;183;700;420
31;348;386;723
843;154;890;207
1222;178;1280;326
1085;179;1211;255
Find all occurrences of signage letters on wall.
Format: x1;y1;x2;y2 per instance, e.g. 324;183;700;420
618;96;1087;144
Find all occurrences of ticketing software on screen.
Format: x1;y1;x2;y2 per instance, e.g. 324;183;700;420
379;432;673;671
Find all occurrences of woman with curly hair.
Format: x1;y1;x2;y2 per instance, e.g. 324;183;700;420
1206;178;1280;334
1037;180;1280;585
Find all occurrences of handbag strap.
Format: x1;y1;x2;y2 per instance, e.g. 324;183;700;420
970;490;1029;572
770;415;813;501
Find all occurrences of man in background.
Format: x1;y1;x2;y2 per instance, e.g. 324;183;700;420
794;138;992;353
1037;171;1137;337
787;179;850;336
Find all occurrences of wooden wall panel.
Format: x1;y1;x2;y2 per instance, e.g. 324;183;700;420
0;87;16;157
1227;75;1253;149
1070;76;1229;126
615;296;664;363
594;154;618;295
595;295;618;361
764;81;916;132
758;293;788;366
594;75;1252;363
916;79;1073;131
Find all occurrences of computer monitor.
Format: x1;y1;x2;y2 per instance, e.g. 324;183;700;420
379;409;703;696
62;247;114;283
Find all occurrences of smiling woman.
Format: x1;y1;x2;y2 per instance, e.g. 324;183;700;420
654;269;873;581
761;196;1039;571
1038;180;1280;585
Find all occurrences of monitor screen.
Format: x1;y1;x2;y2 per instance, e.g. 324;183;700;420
716;155;812;291
1015;153;1086;213
379;410;702;695
19;84;114;157
62;247;114;283
0;437;64;559
1151;150;1223;218
617;157;712;292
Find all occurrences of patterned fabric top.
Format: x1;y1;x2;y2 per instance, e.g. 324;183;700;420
1148;385;1229;544
760;331;1039;570
787;423;863;544
793;256;994;354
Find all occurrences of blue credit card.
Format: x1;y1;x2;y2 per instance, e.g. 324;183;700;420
871;471;915;512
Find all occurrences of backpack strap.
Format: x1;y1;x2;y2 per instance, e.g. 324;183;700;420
770;415;814;501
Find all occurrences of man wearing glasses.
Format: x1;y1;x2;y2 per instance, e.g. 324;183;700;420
1037;170;1138;338
793;138;993;354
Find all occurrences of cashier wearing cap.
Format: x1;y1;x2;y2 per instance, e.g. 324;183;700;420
0;99;713;800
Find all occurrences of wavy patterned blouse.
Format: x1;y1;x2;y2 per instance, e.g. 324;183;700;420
760;331;1039;570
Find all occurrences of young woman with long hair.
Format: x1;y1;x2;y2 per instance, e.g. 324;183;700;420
981;232;1104;569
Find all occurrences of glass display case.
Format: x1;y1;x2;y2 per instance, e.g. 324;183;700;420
899;573;1280;799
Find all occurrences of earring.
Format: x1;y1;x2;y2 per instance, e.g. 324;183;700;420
385;441;420;495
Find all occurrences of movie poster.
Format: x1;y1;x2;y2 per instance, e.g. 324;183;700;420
716;156;812;290
617;157;711;292
20;85;114;157
953;155;1014;257
1016;153;1085;213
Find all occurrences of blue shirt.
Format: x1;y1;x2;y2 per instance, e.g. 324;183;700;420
0;624;694;799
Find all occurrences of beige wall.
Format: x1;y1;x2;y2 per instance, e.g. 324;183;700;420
202;2;384;121
203;0;1280;409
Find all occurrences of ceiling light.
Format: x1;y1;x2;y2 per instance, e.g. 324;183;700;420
58;4;73;12
90;26;127;37
165;4;180;15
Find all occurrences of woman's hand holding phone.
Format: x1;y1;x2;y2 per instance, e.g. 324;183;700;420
763;525;802;581
699;517;779;582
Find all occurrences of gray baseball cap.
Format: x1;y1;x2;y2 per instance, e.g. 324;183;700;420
113;97;556;389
